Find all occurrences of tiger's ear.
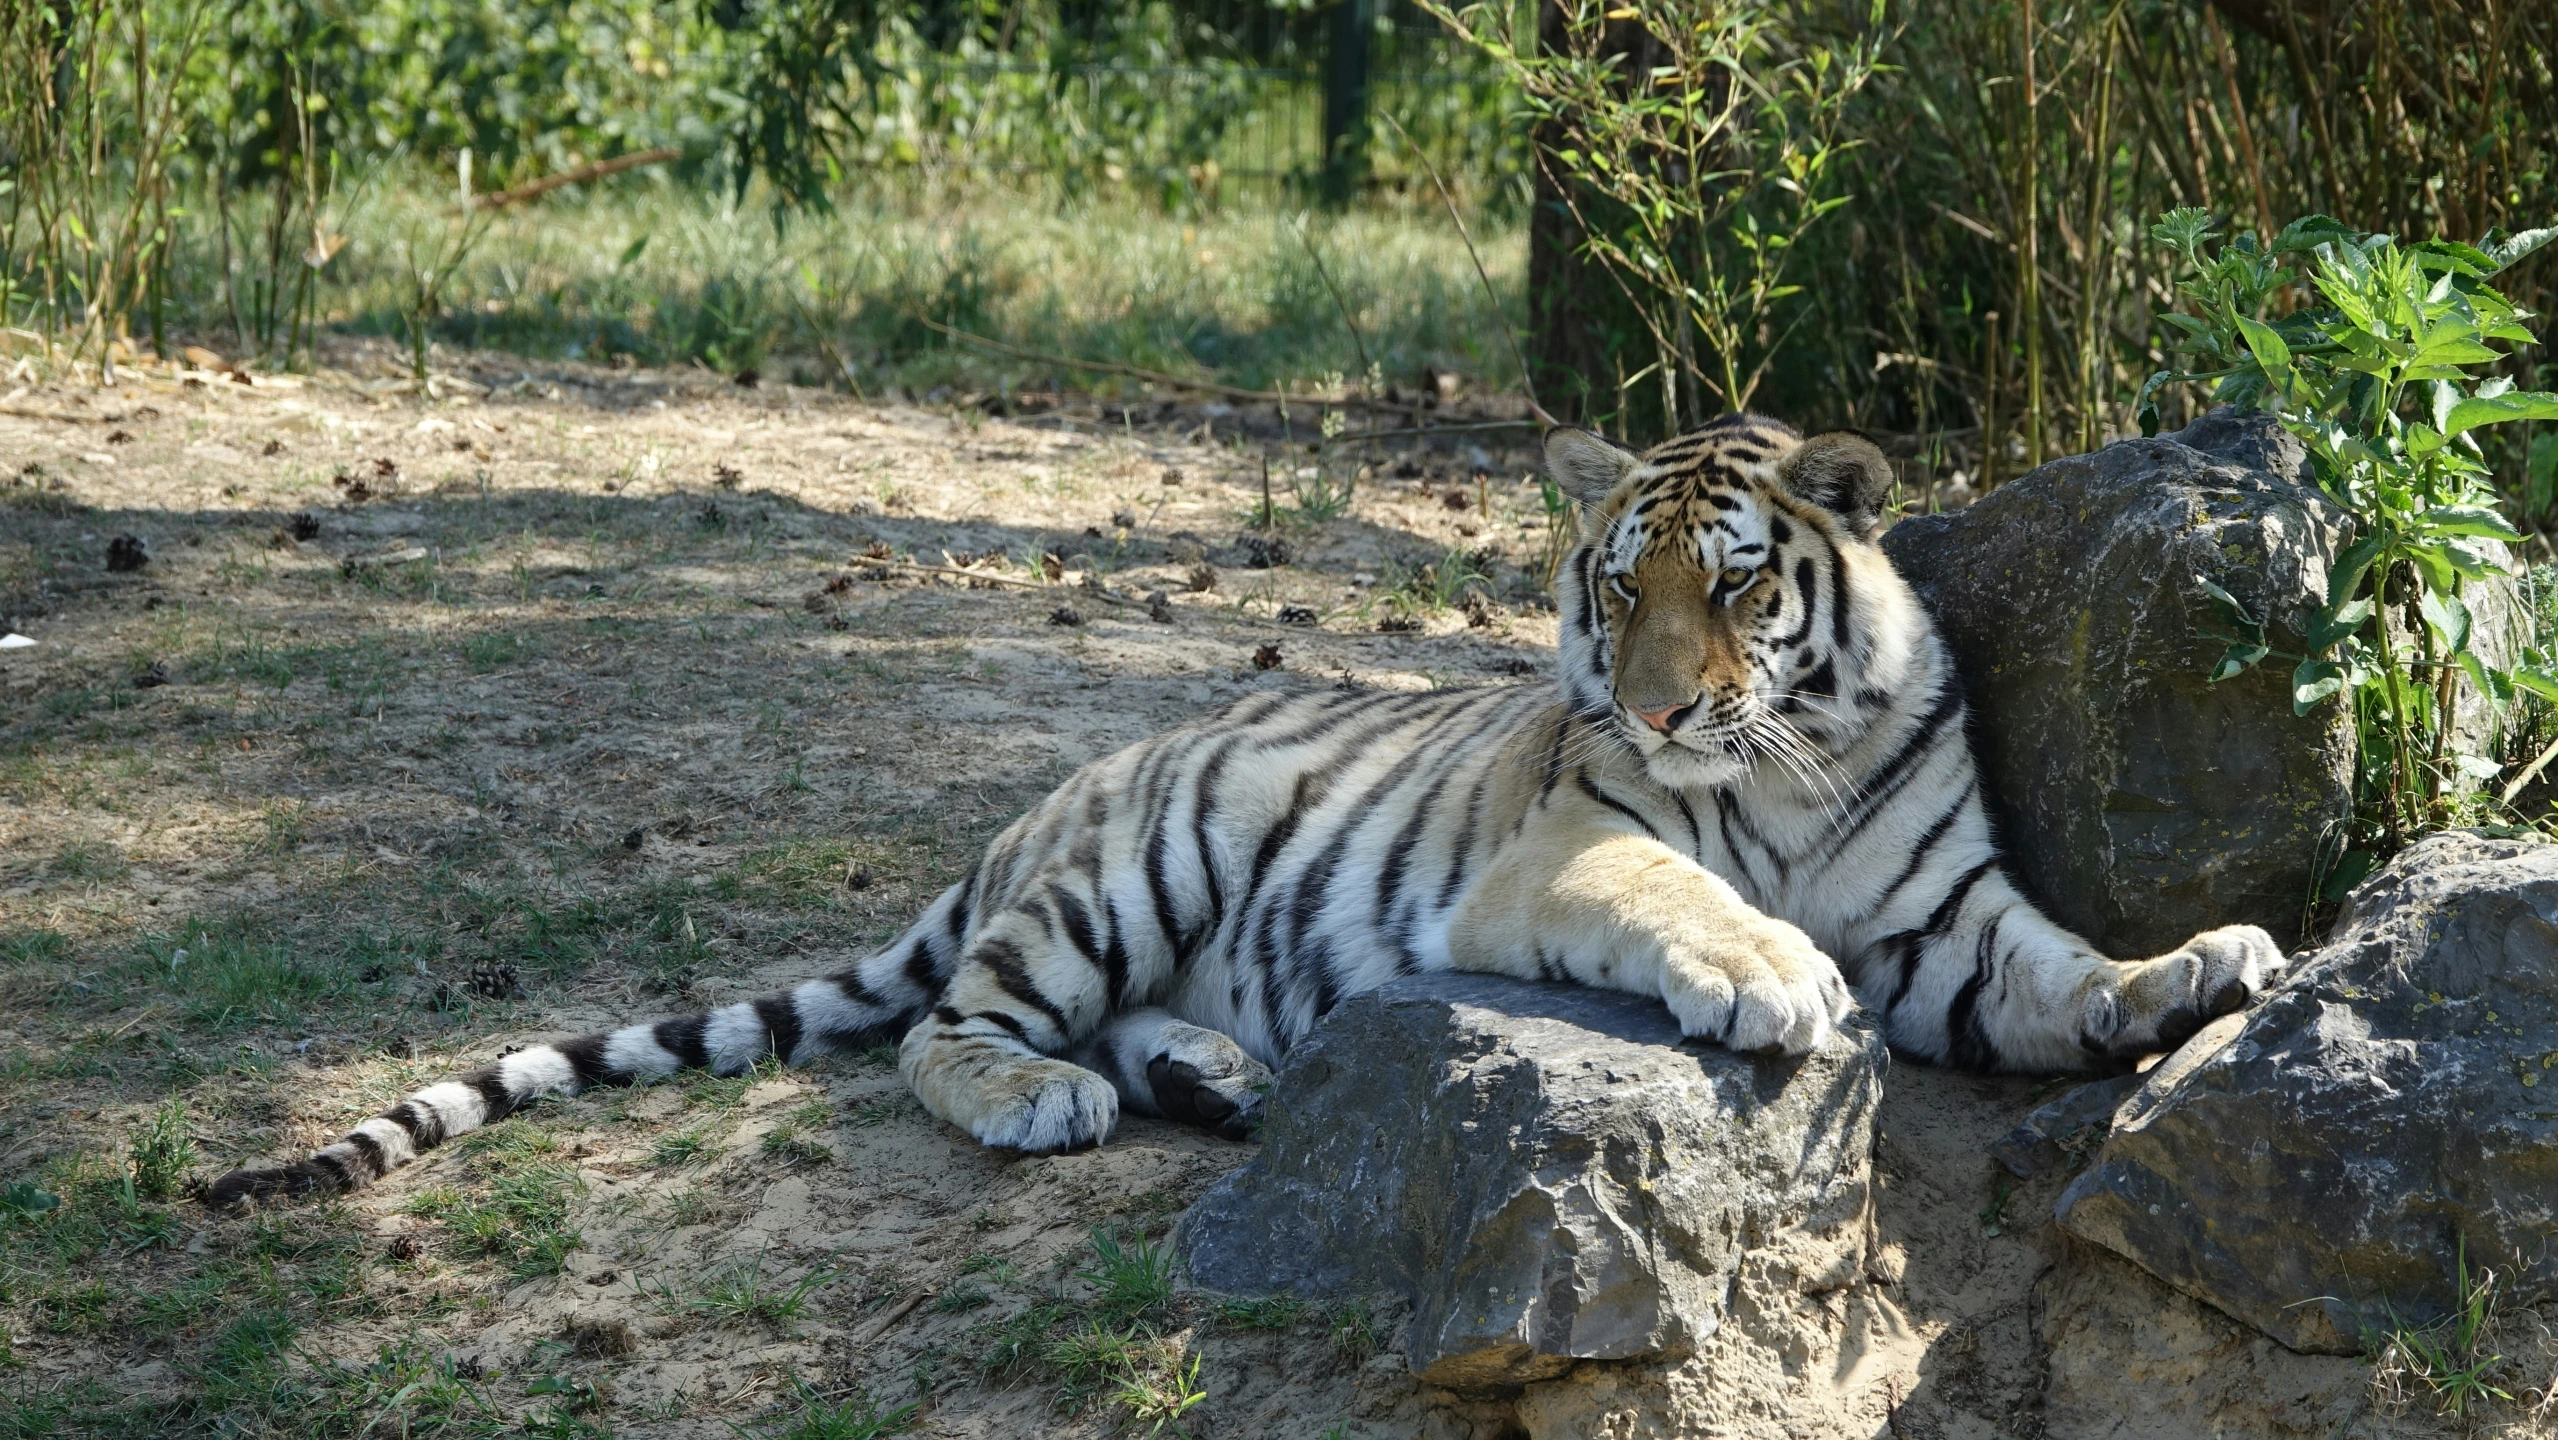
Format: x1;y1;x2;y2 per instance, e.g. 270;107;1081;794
1541;426;1641;506
1779;431;1894;537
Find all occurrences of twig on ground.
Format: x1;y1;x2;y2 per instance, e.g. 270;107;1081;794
854;1290;932;1344
2499;732;2558;806
854;557;1138;607
1323;419;1541;444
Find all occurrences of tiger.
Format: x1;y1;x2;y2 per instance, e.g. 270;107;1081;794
205;414;2287;1207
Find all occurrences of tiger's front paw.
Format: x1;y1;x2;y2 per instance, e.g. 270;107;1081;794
1662;920;1854;1056
2082;924;2287;1060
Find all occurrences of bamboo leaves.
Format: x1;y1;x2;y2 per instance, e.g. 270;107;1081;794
1428;0;1880;429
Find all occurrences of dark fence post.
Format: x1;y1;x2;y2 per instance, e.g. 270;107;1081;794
1322;0;1374;205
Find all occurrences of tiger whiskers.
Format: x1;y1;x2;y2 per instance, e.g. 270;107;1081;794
1556;723;1636;773
1740;711;1858;819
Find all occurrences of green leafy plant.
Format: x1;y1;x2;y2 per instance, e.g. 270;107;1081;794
0;1181;62;1221
649;1126;715;1167
1215;1295;1305;1331
1329;1297;1383;1367
1046;1322;1201;1434
758;1098;837;1166
2144;210;2558;855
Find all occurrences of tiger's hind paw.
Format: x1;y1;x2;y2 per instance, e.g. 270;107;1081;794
1144;1023;1272;1141
2082;924;2288;1060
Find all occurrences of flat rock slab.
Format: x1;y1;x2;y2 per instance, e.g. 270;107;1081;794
1175;973;1885;1388
2057;831;2558;1353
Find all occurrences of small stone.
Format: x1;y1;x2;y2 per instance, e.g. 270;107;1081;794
1049;605;1084;627
1186;563;1217;593
1146;590;1174;624
132;661;171;690
1990;1074;2143;1178
105;535;149;572
1251;642;1283;671
1276;605;1317;626
565;1317;636;1358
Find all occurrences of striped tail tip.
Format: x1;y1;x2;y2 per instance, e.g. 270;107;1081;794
203;1159;345;1209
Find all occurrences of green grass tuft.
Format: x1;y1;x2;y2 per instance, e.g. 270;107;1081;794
1078;1227;1175;1329
748;1378;919;1440
126;1098;197;1201
654;1251;838;1329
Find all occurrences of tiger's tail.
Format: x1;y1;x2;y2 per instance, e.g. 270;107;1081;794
203;883;968;1208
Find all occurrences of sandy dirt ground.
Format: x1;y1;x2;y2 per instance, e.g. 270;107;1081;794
3;342;2548;1438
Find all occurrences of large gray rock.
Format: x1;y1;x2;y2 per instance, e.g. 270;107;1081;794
1883;409;2356;954
2054;831;2558;1354
1174;974;1885;1388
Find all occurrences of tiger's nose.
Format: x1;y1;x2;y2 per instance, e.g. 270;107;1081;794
1630;699;1699;734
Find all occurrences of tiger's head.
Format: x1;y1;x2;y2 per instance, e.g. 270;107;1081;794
1543;414;1916;791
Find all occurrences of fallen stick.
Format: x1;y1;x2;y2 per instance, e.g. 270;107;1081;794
471;147;681;210
850;557;1138;608
853;1290;931;1344
1324;418;1542;444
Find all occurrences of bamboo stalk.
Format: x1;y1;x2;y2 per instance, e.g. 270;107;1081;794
2078;9;2120;453
2203;6;2279;246
1981;309;2001;490
2019;0;2045;471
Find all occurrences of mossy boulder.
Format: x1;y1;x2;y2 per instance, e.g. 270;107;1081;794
1882;409;2356;954
2053;831;2558;1353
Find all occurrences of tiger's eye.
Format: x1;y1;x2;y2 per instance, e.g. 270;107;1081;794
1720;566;1754;588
